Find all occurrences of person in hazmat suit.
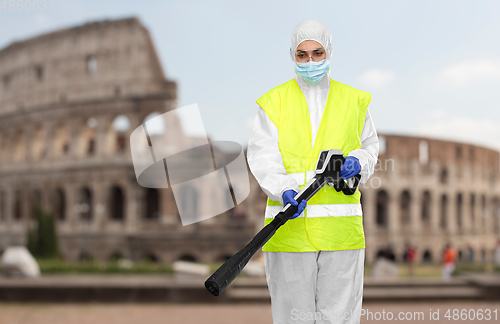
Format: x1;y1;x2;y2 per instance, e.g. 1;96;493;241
247;19;379;324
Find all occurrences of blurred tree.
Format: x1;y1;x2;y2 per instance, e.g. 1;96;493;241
27;206;60;259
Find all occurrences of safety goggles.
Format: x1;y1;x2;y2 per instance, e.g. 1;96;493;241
295;47;326;63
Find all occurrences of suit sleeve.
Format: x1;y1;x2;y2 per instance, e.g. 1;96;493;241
247;104;300;204
347;108;379;184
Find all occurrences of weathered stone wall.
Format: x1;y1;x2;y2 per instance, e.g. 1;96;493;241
0;17;261;264
362;134;500;264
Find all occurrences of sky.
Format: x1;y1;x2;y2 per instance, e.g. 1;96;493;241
1;0;500;151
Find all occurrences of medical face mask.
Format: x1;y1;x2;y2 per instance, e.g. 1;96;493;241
294;59;330;86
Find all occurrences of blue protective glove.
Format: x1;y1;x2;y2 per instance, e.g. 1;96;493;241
340;156;361;179
282;189;307;219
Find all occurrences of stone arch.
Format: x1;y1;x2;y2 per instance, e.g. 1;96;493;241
145;188;160;219
0;133;10;164
376;190;389;227
177;254;198;262
456;193;463;229
375;249;387;259
78;117;98;156
492;197;500;233
421;190;431;225
481;195;486;229
422;250;433;263
465;244;475;263
440;194;448;230
109;185;125;221
31;125;46;160
13;189;22;220
400;190;411;225
13;130;26;162
77;187;93;221
109;114;131;154
440;167;448;184
470;193;476;233
52;123;70;157
51;188;66;220
30;189;42;219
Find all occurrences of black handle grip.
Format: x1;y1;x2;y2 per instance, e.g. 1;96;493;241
204;204;301;296
204;151;361;296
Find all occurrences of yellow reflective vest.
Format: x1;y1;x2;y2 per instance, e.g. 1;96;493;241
256;78;371;252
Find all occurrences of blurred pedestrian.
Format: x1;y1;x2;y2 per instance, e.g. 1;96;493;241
442;243;457;281
465;242;474;263
494;239;500;269
404;242;417;277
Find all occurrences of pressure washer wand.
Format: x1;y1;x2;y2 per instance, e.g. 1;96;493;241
204;149;361;296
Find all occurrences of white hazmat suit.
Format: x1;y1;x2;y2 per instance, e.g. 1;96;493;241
247;19;379;324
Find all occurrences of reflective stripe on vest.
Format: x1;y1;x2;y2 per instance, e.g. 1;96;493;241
287;171;316;186
265;204;363;218
256;78;371;252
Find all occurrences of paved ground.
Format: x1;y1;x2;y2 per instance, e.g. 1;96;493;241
0;301;499;324
0;274;491;303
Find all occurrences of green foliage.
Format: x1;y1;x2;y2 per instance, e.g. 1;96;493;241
27;223;38;256
454;262;490;274
27;206;61;260
37;258;173;274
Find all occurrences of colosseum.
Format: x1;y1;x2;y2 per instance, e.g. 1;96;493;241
362;134;500;264
0;17;262;264
0;17;499;266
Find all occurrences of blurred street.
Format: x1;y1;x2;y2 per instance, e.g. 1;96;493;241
0;301;499;324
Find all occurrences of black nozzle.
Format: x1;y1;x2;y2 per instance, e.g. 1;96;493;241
205;278;221;296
